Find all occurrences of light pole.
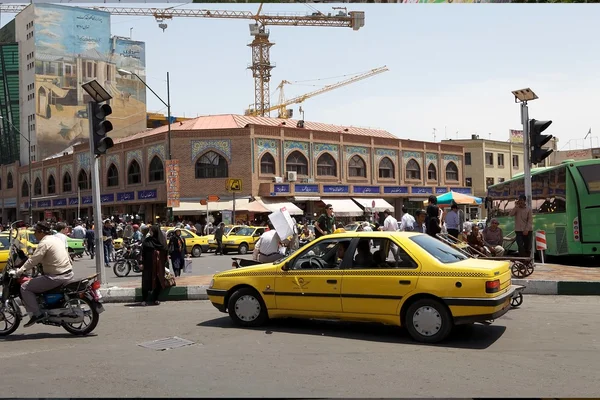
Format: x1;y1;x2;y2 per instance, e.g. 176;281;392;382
0;116;33;226
118;69;172;221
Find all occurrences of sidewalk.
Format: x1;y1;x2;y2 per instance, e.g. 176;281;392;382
99;263;600;302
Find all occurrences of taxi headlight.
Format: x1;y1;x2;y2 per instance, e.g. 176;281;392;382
209;279;214;288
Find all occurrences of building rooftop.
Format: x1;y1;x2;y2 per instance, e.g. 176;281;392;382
114;114;398;144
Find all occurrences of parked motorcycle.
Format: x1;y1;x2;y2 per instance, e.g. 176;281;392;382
0;221;104;336
113;240;143;277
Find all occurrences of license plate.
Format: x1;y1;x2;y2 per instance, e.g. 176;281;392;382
95;303;105;314
94;289;103;300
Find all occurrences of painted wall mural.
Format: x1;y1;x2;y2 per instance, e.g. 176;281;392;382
33;3;147;161
147;144;165;164
191;139;232;163
256;138;278;158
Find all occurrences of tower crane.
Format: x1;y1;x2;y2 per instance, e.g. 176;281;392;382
246;66;389;119
0;4;365;117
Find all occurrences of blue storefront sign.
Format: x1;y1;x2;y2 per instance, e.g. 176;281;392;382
101;194;115;203
294;184;319;193
37;200;51;208
450;187;472;195
323;185;349;194
117;192;135;202
69;197;79;206
353;185;380;194
383;186;409;194
435;187;448;194
411;187;433;194
138;189;157;200
4;198;16;208
52;198;67;207
274;184;290;193
82;196;93;205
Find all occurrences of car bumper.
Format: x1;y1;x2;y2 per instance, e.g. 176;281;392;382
447;284;522;325
207;289;227;313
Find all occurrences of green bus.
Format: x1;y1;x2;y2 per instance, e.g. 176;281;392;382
486;159;600;258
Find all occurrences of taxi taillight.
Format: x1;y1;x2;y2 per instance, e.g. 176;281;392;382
486;279;500;293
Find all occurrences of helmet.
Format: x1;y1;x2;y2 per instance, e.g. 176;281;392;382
132;224;139;230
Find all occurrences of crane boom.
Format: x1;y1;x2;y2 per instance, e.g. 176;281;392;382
259;66;389;118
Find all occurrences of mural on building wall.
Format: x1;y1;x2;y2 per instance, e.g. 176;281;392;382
33;4;147;161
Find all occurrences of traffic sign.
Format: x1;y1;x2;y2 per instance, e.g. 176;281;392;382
207;195;220;202
226;178;243;192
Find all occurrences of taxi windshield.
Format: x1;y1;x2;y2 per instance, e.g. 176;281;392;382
27;232;39;244
0;236;9;248
235;228;255;236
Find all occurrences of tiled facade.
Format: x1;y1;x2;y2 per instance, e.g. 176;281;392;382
0;114;468;223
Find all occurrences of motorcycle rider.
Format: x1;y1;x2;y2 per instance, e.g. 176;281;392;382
132;224;143;242
16;221;74;327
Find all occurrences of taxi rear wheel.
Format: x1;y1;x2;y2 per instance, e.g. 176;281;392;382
405;298;452;343
228;288;268;327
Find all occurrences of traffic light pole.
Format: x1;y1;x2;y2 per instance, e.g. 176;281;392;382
520;101;535;261
88;101;107;286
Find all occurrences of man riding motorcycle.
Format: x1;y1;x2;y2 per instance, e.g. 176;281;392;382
15;221;74;327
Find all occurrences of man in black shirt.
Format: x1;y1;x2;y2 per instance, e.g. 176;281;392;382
314;204;336;239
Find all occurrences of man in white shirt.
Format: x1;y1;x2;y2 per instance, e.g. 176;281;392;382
381;210;398;232
54;222;69;250
399;206;416;231
71;221;86;239
252;224;281;263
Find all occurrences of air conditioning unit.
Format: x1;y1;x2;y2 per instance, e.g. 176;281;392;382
287;171;298;182
273;176;283;183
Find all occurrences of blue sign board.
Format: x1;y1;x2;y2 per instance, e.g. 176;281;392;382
412;187;433;194
82;196;93;205
117;192;135;202
52;198;67;207
274;184;290;193
138;189;157;200
450;187;472;195
69;197;79;206
38;200;51;208
435;187;448;194
323;185;349;194
383;186;409;194
101;194;115;203
353;185;381;194
4;198;16;207
294;184;319;193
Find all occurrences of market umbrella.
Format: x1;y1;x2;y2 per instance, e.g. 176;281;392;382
435;191;482;206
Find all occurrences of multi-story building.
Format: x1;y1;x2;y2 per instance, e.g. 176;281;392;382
0;3;147;166
0;114;468;224
549;147;600;165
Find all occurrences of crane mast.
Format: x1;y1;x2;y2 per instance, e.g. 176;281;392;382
0;4;365;117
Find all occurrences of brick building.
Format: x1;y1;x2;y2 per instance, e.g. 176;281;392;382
0;114;468;225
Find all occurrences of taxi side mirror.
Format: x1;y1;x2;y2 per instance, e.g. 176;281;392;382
281;262;290;271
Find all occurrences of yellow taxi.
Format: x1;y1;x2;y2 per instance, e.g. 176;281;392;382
207;231;518;343
208;225;247;252
16;229;39;254
163;228;209;257
221;226;267;255
0;234;10;271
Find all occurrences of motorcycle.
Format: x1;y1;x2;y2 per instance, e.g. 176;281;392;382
0;221;105;336
113;240;143;277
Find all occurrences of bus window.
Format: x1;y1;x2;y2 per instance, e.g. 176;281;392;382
577;165;600;194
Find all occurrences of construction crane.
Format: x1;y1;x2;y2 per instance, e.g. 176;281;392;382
246;66;389;119
0;4;365;117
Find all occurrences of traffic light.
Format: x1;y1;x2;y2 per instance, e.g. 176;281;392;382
529;118;553;165
91;101;114;156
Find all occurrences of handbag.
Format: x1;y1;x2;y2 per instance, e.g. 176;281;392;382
183;257;193;274
164;262;177;288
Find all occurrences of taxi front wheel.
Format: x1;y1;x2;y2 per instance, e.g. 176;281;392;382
228;288;268;327
405;298;452;344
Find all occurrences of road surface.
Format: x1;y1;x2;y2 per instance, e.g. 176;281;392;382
1;295;599;397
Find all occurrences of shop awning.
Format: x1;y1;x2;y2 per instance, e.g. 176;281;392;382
257;197;304;215
321;198;364;217
172;199;250;215
352;198;395;213
236;200;271;213
293;196;321;202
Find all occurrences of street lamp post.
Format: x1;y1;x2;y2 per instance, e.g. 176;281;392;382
0;116;33;226
117;69;172;221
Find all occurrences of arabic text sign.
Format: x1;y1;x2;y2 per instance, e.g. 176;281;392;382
166;159;180;208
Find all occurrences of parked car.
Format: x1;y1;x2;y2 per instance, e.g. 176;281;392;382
164;228;209;257
221;226;267;255
207;231;518;343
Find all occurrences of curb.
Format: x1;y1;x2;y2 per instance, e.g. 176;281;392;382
99;281;600;302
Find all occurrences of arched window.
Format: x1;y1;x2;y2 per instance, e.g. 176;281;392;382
260;153;275;174
78;170;89;190
21;180;29;197
148;156;164;182
107;164;119;187
285;151;308;176
317;153;336;176
195;151;228;179
47;175;56;194
406;159;421;180
446;161;459;181
348;155;366;178
127;160;141;185
63;172;72;192
427;164;437;180
6;172;13;189
378;157;394;179
34;178;42;196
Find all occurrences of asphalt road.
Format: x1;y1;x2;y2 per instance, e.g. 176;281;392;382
71;250;252;286
1;295;599;397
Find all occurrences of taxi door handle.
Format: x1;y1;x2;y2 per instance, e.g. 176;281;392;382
327;280;337;284
399;280;411;285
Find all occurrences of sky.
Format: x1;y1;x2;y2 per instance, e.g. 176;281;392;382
2;2;599;149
